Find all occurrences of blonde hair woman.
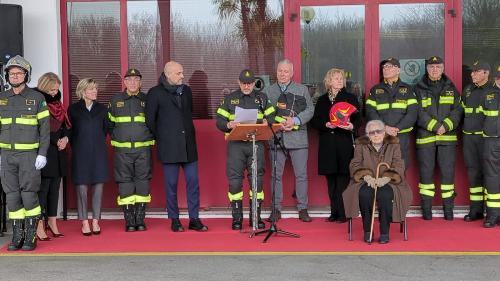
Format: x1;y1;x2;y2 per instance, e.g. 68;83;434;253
310;68;361;223
34;72;70;241
68;78;109;236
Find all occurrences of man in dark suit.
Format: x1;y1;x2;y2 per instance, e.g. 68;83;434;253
145;61;208;232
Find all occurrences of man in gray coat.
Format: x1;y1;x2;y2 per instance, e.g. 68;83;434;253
263;59;314;222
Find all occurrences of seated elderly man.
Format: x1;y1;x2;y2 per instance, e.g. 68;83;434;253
343;120;413;244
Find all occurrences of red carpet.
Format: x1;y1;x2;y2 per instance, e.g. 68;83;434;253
1;218;499;254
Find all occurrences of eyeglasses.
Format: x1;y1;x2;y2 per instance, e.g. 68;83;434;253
8;72;26;77
367;129;384;136
382;64;398;69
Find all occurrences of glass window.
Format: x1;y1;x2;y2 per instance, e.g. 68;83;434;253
67;1;121;104
300;5;365;102
380;3;445;85
127;0;284;119
462;0;500;87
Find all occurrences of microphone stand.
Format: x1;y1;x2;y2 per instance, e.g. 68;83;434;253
254;93;300;243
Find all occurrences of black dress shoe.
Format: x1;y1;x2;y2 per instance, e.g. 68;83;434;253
464;212;484;222
378;234;390;244
188;218;208;232
231;218;242;230
364;232;371;243
325;214;337;222
171;219;185;232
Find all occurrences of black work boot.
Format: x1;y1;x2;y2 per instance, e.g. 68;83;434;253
442;193;456;221
7;219;24;251
135;203;147;231
21;216;39;251
483;208;500;228
421;195;433;220
464;202;485;222
123;205;136;232
231;200;243;230
248;200;265;229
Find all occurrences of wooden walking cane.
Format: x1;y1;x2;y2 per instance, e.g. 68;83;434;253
368;162;391;244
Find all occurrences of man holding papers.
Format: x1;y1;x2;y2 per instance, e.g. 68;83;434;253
216;69;276;230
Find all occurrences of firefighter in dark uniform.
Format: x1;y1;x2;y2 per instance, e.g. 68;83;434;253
366;58;418;169
494;64;500;89
462;61;491;222
0;55;49;251
414;56;463;221
108;68;154;232
216;69;276;230
479;67;500;228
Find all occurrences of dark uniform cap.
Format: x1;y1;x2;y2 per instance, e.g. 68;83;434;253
493;64;500;78
426;56;444;65
124;68;142;78
239;69;255;83
381;57;400;68
471;60;491;72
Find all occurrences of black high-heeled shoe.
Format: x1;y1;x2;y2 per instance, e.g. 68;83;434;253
36;234;52;241
47;223;65;238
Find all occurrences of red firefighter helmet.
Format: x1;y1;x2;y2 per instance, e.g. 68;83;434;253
329;102;357;127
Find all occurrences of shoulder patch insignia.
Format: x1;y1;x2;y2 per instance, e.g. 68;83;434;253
445;90;454;96
375;89;384;94
230;99;239;105
399;87;408;94
116;101;125;108
26;99;36;106
0;99;8;106
486;93;495;101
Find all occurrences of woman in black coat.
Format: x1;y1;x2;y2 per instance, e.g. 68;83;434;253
34;72;70;240
68;78;109;235
310;68;361;223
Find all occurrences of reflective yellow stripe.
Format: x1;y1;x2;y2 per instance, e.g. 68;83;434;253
25;205;41;217
442;190;455;199
228;114;235;121
217;108;231;118
135;194;151;203
436;135;457;142
420;189;435;197
0;118;12;125
9;208;26;219
366;99;377;107
470;195;485;201
14;143;39;149
114;116;132;123
462;130;483;135
421;98;432;108
108;112;116;122
111;140;132;148
275;116;286;123
439;96;454;104
117;195;136;206
264;106;275;116
419;183;435;190
407;98;417;105
133;116;145;122
483;109;499;117
0;143;11;149
16;117;38;125
376;103;390;110
399;127;413;133
427;119;438;131
228;191;243;202
416;136;436;145
257;113;264;119
487;193;500;200
134;140;155;147
443;118;454;130
486;201;500;207
249;190;264;200
391;102;407;109
478;106;483;113
441;184;454;191
470;186;484;193
37;110;50;119
463;107;473;113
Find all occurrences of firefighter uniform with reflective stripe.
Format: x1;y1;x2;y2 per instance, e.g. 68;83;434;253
366;79;418;169
108;90;154;230
461;83;488;219
414;74;462;220
216;89;275;227
480;86;500;227
0;87;49;222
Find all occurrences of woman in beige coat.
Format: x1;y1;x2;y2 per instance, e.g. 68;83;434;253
343;120;412;244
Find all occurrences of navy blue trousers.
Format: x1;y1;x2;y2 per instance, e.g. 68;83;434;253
162;161;200;219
